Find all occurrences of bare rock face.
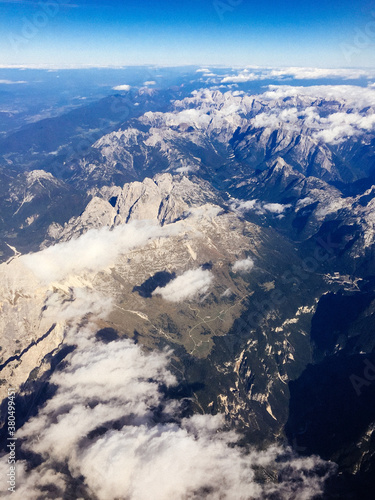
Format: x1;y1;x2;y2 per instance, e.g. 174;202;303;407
74;87;375;190
0;259;64;402
43;174;221;244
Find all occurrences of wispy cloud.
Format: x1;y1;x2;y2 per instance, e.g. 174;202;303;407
0;79;27;84
221;71;261;83
231;199;292;216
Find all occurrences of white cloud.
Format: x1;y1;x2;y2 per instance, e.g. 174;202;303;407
144;80;156;86
185;205;223;219
221;72;261;83
268;67;375;80
313;111;375;144
196;68;210;73
230;199;265;216
43;286;113;324
246;85;375;144
153;268;213;302
231;199;291;216
21;220;180;284
221;67;375;85
233;199;259;211
4;323;334;500
263;84;375;108
113;84;131;91
264;203;291;214
251;112;280;129
296;197;315;209
0;79;27;84
141;84;375;148
233;257;254;273
174;164;198;173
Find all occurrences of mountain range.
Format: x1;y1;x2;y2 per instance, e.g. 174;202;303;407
0;76;375;499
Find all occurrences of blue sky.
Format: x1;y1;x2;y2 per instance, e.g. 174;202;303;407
0;0;374;68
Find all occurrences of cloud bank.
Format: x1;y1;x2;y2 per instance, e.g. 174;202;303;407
0;324;335;500
220;67;375;84
263;84;375;108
